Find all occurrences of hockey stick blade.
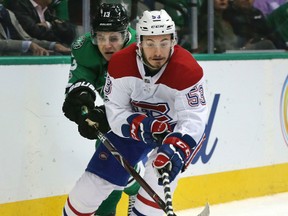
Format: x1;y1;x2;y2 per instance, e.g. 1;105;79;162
197;203;210;216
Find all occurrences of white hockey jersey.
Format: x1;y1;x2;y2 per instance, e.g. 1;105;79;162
104;43;208;144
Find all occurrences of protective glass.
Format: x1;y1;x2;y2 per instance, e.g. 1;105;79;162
92;31;127;46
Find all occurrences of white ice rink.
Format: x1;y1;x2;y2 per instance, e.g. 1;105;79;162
175;192;288;216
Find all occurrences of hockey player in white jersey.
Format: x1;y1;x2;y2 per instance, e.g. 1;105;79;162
63;9;208;216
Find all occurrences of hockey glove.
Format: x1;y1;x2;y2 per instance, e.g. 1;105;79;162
62;80;96;124
121;113;170;147
153;132;197;184
78;105;110;139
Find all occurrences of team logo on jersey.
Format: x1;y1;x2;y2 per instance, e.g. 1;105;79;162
131;101;172;123
280;76;288;146
72;36;86;49
99;152;109;160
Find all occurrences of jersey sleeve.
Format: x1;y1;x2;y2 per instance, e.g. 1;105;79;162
66;34;107;97
104;73;135;137
167;47;207;144
173;76;208;144
104;44;208;143
104;45;139;137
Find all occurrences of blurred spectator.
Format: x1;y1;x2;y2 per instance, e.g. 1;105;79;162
223;0;277;50
67;0;100;37
0;3;70;56
266;2;288;49
6;0;76;46
142;0;155;10
50;0;69;21
67;0;140;37
164;0;190;30
163;0;192;51
253;0;287;17
143;0;205;52
198;0;239;53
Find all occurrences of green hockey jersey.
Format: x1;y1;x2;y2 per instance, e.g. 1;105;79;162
67;27;136;98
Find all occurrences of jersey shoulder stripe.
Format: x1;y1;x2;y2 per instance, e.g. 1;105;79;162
157;45;203;90
108;44;203;91
108;43;141;79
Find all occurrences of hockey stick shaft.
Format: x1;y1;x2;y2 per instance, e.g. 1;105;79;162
154;134;177;216
81;107;171;214
160;170;175;216
92;129;169;211
91;127;171;214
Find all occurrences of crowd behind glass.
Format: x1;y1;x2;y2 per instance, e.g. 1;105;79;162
0;0;287;56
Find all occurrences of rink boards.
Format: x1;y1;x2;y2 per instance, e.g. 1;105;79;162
0;54;288;215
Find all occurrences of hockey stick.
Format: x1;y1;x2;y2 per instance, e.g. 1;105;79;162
154;135;210;216
81;106;174;215
155;139;210;216
159;169;175;216
82;107;210;216
197;203;210;216
158;166;210;216
153;134;176;216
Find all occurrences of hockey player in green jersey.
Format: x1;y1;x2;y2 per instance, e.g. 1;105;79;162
62;3;140;216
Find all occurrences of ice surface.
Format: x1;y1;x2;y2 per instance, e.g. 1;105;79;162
175;192;288;216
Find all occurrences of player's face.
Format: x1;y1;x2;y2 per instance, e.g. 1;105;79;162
141;34;173;70
96;31;125;61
